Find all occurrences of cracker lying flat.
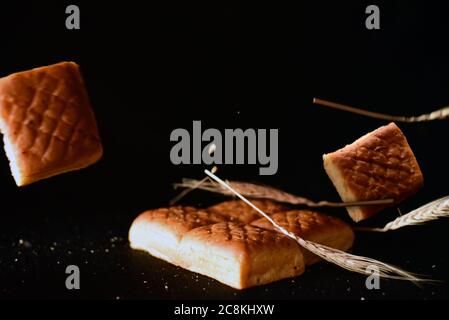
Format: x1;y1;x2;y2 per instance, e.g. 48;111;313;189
0;61;102;186
129;206;227;265
179;222;304;289
207;199;288;224
129;204;354;289
323;122;423;222
251;210;354;265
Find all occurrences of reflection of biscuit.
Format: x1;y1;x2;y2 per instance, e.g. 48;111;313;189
251;210;354;265
0;62;102;186
323;122;423;222
179;222;304;289
129;206;227;265
207;199;288;224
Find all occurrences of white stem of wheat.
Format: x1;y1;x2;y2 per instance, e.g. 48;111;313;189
174;178;394;208
204;169;426;283
313;98;449;122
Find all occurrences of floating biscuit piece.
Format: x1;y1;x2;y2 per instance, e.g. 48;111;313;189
0;61;102;186
129;206;227;265
207;199;288;224
179;222;304;289
323;122;424;222
251;210;354;265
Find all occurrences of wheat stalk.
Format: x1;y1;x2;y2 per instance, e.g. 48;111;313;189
357;196;449;232
169;145;218;206
204;169;427;283
174;178;394;208
313;98;449;122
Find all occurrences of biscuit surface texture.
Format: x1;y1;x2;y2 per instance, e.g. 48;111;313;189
251;210;354;265
323;122;423;222
0;61;102;186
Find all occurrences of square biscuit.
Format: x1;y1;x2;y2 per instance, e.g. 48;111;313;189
323;122;423;222
129;206;227;265
0;61;102;186
179;222;304;289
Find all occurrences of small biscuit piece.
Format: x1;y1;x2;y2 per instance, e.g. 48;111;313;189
179;222;304;289
323;122;424;222
0;62;102;186
207;199;288;224
251;210;354;265
128;206;227;265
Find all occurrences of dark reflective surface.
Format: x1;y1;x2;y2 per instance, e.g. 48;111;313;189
0;1;448;299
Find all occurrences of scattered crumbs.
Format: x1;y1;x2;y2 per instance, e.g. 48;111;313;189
18;239;31;248
361;297;365;300
110;237;122;243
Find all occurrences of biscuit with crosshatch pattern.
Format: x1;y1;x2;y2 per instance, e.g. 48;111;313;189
0;62;102;186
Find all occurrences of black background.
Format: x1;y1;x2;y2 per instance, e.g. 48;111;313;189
0;1;448;300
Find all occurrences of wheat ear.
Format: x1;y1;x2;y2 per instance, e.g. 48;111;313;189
204;169;426;283
313;98;449;122
357;196;449;232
